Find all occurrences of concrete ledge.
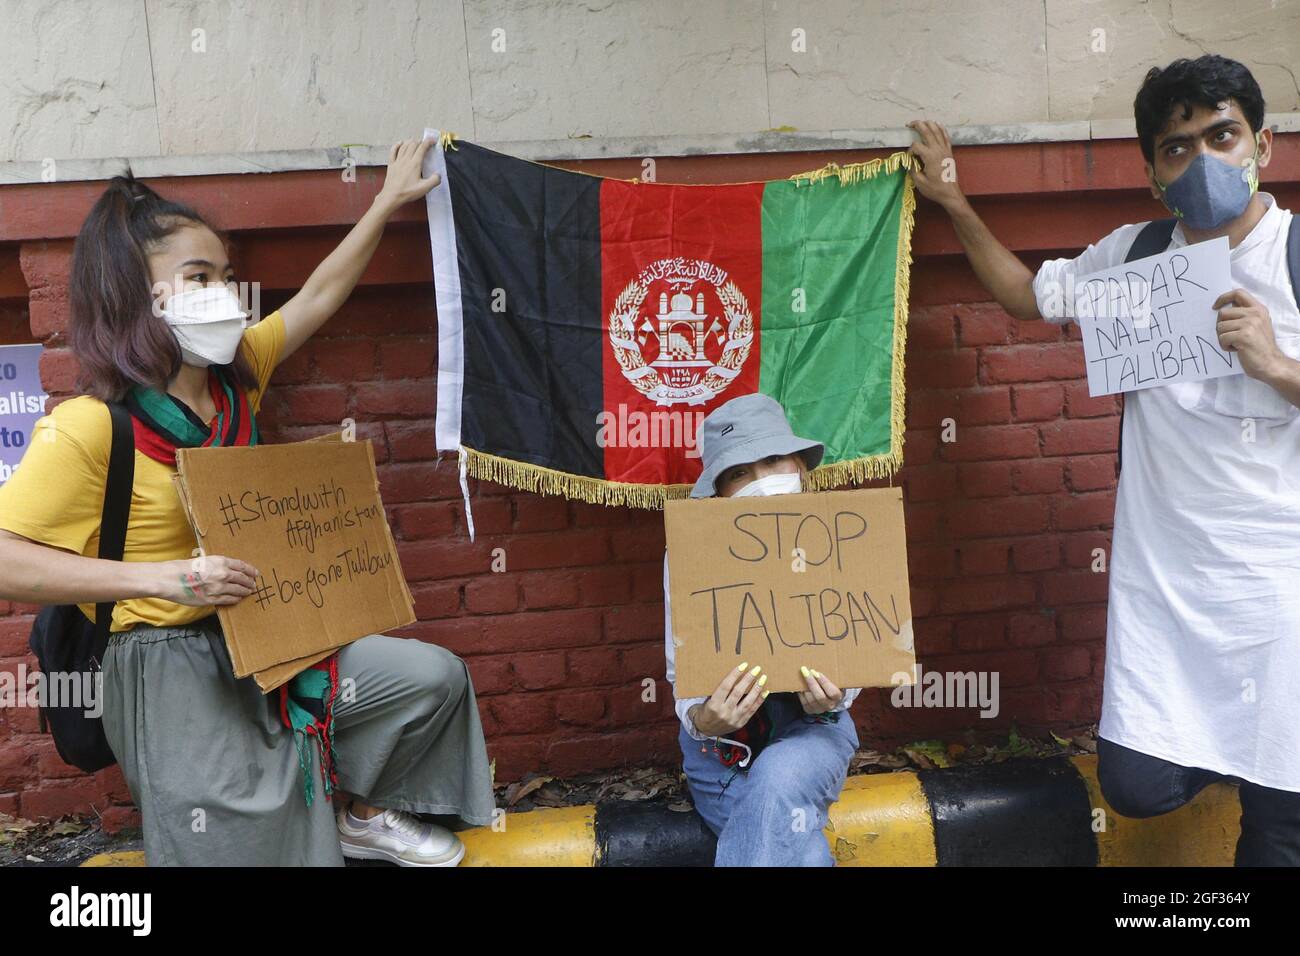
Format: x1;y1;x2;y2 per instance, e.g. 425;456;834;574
7;114;1299;185
79;754;1241;867
458;754;1240;866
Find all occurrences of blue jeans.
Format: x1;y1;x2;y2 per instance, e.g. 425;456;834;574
679;694;859;866
1097;737;1300;866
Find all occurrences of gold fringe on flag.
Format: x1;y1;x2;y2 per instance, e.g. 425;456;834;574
786;149;915;188
461;445;694;509
447;150;918;508
438;130;459;151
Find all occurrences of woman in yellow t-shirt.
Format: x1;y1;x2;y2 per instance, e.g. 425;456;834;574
0;139;494;866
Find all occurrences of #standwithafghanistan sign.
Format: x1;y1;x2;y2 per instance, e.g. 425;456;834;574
1075;236;1239;397
422;129;916;507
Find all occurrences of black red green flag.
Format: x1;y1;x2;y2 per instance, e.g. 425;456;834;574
423;129;915;508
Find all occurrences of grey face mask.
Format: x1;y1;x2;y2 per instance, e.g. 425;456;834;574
1155;140;1260;231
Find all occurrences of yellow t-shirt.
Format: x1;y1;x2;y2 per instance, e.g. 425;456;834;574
0;310;286;631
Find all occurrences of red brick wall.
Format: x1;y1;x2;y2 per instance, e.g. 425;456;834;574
1;136;1297;826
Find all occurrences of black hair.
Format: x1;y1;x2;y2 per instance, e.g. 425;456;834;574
1133;55;1266;164
69;173;257;401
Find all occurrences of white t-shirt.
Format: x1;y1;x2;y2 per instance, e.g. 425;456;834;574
1033;193;1300;791
663;553;861;740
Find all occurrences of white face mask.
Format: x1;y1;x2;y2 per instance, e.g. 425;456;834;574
161;286;249;367
731;471;802;498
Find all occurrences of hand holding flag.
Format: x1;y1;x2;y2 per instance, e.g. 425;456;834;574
277;136;443;359
375;137;443;214
907;120;966;213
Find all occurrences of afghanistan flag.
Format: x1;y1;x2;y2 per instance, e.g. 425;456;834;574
423;129;914;508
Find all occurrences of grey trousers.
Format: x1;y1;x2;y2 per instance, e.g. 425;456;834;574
101;614;496;866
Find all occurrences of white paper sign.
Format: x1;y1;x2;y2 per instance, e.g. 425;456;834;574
1074;236;1239;396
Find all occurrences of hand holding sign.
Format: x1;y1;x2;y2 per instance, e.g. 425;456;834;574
157;553;259;606
691;663;768;737
175;435;415;691
1075;236;1239;396
798;665;845;715
1213;287;1286;381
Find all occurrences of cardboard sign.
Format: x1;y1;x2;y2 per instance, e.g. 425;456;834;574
664;488;916;698
251;649;337;693
1075;236;1238;396
175;437;415;691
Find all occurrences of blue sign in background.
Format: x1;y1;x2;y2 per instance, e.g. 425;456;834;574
0;344;50;485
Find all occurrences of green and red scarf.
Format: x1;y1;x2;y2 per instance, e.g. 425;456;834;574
127;365;341;806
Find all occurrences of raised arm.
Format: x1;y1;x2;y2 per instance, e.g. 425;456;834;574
907;120;1043;323
277;137;442;362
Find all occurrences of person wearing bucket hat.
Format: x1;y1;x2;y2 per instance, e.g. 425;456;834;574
688;393;824;498
664;393;863;866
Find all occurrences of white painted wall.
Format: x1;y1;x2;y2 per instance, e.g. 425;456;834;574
2;0;1298;162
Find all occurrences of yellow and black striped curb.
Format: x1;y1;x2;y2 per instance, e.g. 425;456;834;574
80;754;1242;867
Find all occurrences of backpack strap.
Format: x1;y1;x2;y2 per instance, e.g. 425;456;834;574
92;401;135;662
1113;219;1180;475
1125;218;1178;264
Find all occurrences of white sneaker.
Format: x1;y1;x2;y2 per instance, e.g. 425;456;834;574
337;806;466;867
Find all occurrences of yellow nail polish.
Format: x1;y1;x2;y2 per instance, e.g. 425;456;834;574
737;662;748;672
750;665;762;676
812;669;821;678
758;674;768;687
800;665;810;678
762;690;770;699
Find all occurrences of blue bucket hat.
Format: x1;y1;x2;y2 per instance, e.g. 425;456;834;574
690;393;825;498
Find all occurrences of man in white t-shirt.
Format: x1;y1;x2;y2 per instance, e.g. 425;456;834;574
909;54;1300;866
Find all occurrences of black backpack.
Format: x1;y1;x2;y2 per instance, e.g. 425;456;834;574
27;400;134;772
1116;215;1300;473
